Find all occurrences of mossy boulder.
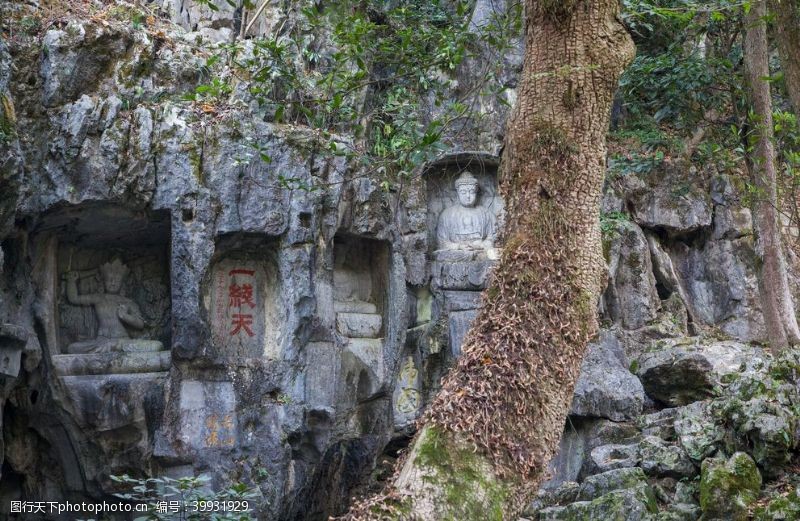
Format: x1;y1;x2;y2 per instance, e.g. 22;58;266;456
576;467;649;501
699;452;761;521
753;488;800;520
722;396;796;476
538;482;658;520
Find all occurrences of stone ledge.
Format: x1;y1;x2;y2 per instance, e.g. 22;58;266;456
52;350;171;376
336;312;382;338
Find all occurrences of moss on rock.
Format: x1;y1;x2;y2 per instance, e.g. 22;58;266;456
414;426;515;520
699;452;761;521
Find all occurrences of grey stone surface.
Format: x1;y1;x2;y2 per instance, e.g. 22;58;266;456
583;443;639;476
0;323;27;377
602;220;660;329
636;339;765;406
543;420;590;489
432;260;496;290
442;290;483;311
0;2;795;519
576;467;650;501
538;483;656;521
675;401;725;461
638;407;679;440
52;351;171;376
620;165;713;235
448;309;479;357
570;330;644;421
638;435;696;479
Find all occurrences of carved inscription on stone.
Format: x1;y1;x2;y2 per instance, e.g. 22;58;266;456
209;258;282;359
179;380;237;449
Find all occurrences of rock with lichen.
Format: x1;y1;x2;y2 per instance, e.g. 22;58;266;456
699;452;762;521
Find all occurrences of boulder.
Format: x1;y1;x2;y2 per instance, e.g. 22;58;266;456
699;452;762;521
636;339;765;406
571;330;644;421
638;408;679;440
576;467;649;501
675;401;724;461
638;435;696;479
718;390;798;476
538;483;657;521
619;164;713;235
582;443;639;477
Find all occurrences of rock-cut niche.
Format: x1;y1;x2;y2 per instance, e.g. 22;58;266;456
33;203;172;376
204;234;283;360
334;235;390;435
426;152;503;265
425;152;503;358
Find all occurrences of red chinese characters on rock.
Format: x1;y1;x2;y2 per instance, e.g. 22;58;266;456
228;269;255;337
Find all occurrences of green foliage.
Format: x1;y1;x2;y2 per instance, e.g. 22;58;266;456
110;473;259;521
616;0;747;167
620;45;724;128
608;151;665;177
187;0;520;189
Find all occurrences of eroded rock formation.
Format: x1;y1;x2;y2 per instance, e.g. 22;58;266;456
0;1;797;520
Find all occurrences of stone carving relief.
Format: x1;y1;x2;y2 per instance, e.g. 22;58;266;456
333;237;386;340
426;155;504;360
392;354;422;426
55;250;171;377
64;258;162;354
31;204;174;376
334;237;390;406
428;162;504;292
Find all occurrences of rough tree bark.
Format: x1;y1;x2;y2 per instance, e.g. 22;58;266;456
771;0;800;114
341;0;634;519
743;0;800;350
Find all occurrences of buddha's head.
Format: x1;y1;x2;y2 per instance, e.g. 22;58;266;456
454;171;479;208
99;258;130;294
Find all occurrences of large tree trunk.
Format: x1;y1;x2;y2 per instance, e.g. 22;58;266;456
743;0;800;350
340;1;634;519
771;0;800;114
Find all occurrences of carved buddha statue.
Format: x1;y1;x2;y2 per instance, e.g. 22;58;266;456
65;258;163;354
333;251;376;314
435;171;498;261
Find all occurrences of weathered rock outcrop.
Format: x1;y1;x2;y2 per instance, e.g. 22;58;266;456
0;1;798;520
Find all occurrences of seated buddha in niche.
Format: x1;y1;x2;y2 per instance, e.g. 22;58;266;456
64;258;163;354
435;171;499;261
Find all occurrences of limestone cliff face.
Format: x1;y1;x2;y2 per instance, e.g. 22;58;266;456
0;1;791;520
